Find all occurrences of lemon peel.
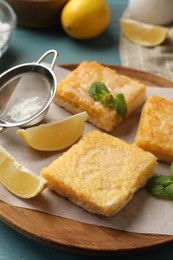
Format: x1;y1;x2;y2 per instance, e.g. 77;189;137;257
17;112;88;151
0;145;47;198
120;18;169;47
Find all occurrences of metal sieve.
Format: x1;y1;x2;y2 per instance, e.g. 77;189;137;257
0;49;58;132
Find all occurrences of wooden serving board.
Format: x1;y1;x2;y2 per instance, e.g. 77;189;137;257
1;64;173;256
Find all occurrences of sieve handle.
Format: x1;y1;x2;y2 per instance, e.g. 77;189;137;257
37;50;58;70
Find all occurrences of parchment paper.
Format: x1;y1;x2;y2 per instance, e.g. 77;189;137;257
0;66;173;235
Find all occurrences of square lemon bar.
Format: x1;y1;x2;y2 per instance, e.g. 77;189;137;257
41;130;157;216
55;61;146;132
135;95;173;163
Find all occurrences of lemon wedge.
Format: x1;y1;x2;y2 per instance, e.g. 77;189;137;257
0;145;47;198
17;112;88;151
120;18;169;47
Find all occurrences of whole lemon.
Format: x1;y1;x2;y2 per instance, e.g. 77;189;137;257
61;0;110;39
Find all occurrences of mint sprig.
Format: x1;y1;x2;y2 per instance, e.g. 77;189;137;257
146;162;173;200
88;82;127;119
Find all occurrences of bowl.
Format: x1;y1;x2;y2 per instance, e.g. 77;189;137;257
0;0;16;57
128;0;173;25
6;0;69;28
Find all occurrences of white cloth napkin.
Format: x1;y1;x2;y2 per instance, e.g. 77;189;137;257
119;9;173;81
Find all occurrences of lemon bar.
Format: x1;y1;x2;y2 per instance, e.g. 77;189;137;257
135;95;173;163
55;61;146;132
41;130;157;216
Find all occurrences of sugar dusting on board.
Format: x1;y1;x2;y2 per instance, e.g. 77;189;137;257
6;97;45;122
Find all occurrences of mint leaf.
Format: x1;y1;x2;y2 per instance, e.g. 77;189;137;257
146;175;173;187
114;93;127;119
146;162;173;200
88;82;127;120
165;184;173;200
170;162;173;180
88;82;110;102
146;184;169;199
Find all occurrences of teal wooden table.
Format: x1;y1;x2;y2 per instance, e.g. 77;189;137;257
1;0;173;259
